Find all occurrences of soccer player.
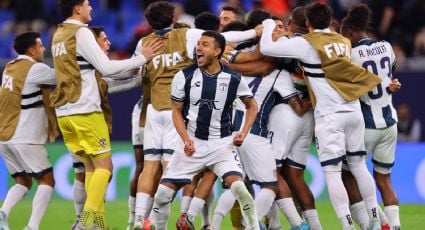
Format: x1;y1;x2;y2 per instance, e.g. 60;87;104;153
133;2;260;228
148;31;259;230
341;4;401;230
218;5;245;32
260;3;382;229
0;31;57;230
51;0;161;229
67;25;143;229
267;7;322;229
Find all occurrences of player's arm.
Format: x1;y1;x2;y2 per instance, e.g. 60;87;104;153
78;27;162;76
234;76;258;146
27;63;56;85
225;59;276;77
105;75;142;94
235;96;257;146
171;71;195;156
288;95;311;116
223;46;263;64
259;19;308;59
186;28;258;59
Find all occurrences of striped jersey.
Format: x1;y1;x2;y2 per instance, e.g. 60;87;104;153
351;38;397;129
171;65;253;140
233;69;297;137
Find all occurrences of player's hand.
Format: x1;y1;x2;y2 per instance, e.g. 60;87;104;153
233;132;247;147
254;24;264;37
141;38;163;61
184;139;196;156
388;78;401;93
222;45;238;63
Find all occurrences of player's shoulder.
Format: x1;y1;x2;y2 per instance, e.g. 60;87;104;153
222;65;241;81
181;64;198;79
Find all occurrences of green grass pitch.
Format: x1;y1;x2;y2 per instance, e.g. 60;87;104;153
3;199;425;229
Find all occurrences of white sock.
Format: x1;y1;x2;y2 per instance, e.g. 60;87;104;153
27;185;53;229
276;198;303;227
212;189;236;230
350;201;369;230
230;181;258;229
324;170;353;228
0;184;28;215
72;180;86;218
348;158;379;222
128;196;135;223
151;185;174;230
303;209;322;230
378;206;389;225
267;202;281;230
201;190;214;226
180;196;192;214
384;205;400;228
135;192;152;219
255;188;276;219
187;197;205;223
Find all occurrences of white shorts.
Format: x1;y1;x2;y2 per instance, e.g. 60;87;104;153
71;152;85;173
0;144;52;178
315;111;366;167
143;105;179;161
365;125;397;174
161;136;243;185
131;101;144;147
237;134;277;187
268;104;314;169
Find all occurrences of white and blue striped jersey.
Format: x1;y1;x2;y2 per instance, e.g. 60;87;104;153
351;38;397;129
171;65;253;140
233;69;298;137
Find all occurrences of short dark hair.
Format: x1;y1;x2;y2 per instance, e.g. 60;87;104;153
90;26;105;38
305;2;332;30
246;9;271;29
202;31;226;59
221;21;248;32
13;31;41;55
221;5;244;21
58;0;85;18
145;1;175;30
341;3;372;32
195;12;220;31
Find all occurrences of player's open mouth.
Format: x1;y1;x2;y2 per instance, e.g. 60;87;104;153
197;54;204;62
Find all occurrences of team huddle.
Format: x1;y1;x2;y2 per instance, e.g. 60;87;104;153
0;0;403;230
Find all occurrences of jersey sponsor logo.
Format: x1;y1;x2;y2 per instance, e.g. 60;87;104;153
152;52;183;69
1;74;13;91
51;42;67;57
99;138;107;147
193;99;219;110
191;81;201;88
323;42;350;58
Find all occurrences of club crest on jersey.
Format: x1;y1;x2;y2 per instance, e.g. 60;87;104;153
193;99;219;110
219;83;228;92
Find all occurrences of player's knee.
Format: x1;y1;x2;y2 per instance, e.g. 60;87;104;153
373;165;391;176
16;176;33;190
154;184;175;206
230;180;248;197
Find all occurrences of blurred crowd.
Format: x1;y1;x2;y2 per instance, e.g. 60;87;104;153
1;0;425;69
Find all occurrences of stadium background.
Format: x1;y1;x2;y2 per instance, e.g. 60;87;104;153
1;0;425;228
